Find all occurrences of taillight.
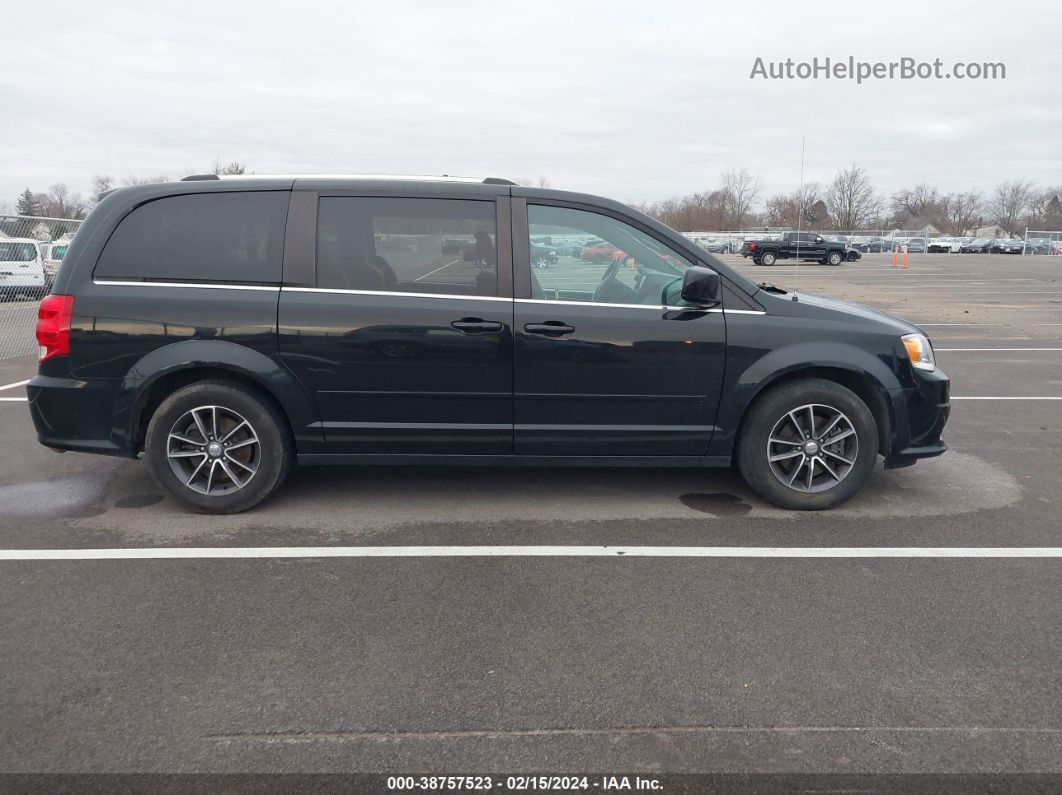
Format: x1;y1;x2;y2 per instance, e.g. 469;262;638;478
36;294;75;362
750;243;758;250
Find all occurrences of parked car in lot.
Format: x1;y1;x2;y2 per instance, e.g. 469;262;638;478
905;238;928;253
0;238;48;301
927;238;961;253
29;174;950;513
740;231;849;266
580;241;622;263
1024;238;1051;255
852;236;887;253
960;238;990;253
530;240;559;268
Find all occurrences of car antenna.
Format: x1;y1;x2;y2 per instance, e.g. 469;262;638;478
793;135;804;301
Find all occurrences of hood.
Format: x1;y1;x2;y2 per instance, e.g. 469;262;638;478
765;290;923;336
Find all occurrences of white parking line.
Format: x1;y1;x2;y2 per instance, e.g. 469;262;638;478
937;348;1062;352
5;545;1062;561
414;258;462;282
951;396;1062;400
0;397;27;402
0;380;30;392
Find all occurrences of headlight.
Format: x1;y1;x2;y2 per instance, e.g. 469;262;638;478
902;332;936;371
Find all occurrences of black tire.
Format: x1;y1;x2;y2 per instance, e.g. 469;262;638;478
736;377;879;510
145;380;292;514
760;250;777;266
827;251;844;266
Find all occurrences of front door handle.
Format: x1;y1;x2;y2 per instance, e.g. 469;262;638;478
450;318;504;334
524;321;575;337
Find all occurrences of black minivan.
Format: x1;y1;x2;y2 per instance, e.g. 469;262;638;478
29;175;949;513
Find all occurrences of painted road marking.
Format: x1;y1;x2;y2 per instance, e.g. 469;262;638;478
937;348;1062;352
951;396;1062;400
6;546;1062;561
0;397;27;402
0;380;29;392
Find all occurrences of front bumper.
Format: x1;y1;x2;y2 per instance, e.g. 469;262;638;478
883;368;950;469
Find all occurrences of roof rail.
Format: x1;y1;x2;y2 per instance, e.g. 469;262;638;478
179;173;516;185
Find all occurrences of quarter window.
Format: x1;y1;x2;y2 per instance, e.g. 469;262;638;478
316;197;498;296
527;205;696;306
95;192;288;283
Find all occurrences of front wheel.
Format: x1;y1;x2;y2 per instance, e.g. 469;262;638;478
737;378;878;510
827;251;844;266
146;380;292;514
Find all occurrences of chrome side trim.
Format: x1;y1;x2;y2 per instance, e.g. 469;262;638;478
282;286;512;302
517;298;657;311
94;280;280;292
90;281;767;314
518;298;765;315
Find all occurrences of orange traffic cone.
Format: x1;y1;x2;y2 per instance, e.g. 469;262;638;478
892;246;899;267
901;246;909;269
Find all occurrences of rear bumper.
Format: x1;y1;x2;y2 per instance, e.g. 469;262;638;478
883;369;951;469
27;374;132;457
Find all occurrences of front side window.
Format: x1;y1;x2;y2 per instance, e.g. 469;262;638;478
527;205;696;306
316;197;498;296
95;192;288;283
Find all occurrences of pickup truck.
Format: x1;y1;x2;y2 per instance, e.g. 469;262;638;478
739;232;848;266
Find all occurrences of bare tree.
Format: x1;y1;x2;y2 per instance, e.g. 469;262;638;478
42;183;87;219
824;165;880;230
213;159;247;175
1023;186;1062;231
515;176;552;189
939;190;984;236
719;169;760;228
763;183;821;228
890;184;942;226
122;173;171;187
988;180;1035;235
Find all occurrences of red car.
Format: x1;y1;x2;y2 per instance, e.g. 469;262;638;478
580;242;621;263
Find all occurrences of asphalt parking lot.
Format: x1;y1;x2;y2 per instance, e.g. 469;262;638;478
2;252;1061;776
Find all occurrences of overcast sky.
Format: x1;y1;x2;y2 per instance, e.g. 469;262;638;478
1;0;1059;210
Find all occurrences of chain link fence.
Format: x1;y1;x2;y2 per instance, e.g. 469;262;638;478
0;215;83;361
1023;230;1062;256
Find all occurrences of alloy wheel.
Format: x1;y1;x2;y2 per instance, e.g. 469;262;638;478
166;405;260;495
766;403;858;493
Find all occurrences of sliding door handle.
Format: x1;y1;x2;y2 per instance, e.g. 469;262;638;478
524;321;575;337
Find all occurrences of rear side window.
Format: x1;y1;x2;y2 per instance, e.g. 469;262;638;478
316;197;498;296
95;192;288;283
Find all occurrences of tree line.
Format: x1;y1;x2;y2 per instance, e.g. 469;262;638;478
12;160;248;220
11;162;1062;236
634;166;1062;235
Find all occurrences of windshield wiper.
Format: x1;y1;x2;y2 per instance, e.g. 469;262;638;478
757;281;787;294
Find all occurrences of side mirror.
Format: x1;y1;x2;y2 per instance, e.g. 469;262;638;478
680;266;721;306
815;236;824;244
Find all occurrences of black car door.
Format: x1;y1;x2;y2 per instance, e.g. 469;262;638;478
278;187;515;455
512;197;727;457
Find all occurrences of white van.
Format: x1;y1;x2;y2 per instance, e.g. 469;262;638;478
41;239;71;287
0;238;47;300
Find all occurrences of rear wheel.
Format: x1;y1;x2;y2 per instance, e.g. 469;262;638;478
760;250;777;266
146;380;292;514
737;378;878;510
